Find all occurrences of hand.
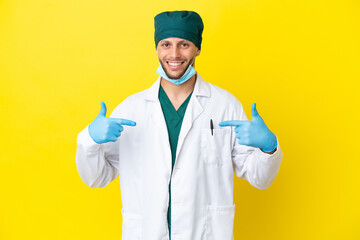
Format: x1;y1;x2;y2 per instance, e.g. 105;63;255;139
219;103;277;152
88;101;136;144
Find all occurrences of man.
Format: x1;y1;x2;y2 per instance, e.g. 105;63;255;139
76;10;283;240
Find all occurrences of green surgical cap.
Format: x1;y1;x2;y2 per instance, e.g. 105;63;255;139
154;10;204;50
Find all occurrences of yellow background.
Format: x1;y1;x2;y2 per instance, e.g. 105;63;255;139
1;0;359;239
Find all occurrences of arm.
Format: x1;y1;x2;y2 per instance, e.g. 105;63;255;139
75;101;136;188
221;101;283;190
231;136;283;190
75;126;120;188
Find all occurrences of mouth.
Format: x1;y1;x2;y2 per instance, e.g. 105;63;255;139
166;61;185;70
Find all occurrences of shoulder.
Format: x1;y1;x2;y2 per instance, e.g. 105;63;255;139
109;88;149;118
123;88;149;104
201;79;246;120
205;81;243;109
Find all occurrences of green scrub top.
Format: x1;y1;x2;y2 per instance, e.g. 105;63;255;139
158;85;193;238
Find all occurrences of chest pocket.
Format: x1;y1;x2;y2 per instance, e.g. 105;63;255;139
201;128;232;165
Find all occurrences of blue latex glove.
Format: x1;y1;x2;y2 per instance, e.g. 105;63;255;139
219;103;277;152
88;101;136;144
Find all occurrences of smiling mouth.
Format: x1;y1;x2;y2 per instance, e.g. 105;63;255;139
166;61;185;69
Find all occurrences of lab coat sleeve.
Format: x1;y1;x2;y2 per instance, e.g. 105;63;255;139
231;101;283;190
75;125;120;188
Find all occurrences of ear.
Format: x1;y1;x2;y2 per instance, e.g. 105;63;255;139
196;48;201;57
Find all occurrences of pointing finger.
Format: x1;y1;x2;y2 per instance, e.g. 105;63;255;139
219;120;248;127
110;118;136;126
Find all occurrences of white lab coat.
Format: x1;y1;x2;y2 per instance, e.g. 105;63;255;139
76;73;283;240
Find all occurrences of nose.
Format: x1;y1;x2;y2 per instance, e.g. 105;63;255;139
170;45;181;59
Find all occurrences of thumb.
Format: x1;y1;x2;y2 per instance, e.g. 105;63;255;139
251;103;260;118
98;101;107;117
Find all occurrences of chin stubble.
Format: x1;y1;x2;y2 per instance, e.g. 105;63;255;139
160;56;195;80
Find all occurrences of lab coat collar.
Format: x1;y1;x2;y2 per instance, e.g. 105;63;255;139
144;72;211;101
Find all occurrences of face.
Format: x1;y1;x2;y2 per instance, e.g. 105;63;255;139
156;37;201;79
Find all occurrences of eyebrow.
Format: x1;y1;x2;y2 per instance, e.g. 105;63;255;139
178;40;190;44
160;40;191;44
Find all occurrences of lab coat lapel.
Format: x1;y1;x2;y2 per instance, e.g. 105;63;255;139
175;73;210;161
150;101;169;141
145;77;169;144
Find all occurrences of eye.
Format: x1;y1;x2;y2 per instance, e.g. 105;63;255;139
162;43;169;47
181;43;189;47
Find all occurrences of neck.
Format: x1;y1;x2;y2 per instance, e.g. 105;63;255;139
160;73;197;107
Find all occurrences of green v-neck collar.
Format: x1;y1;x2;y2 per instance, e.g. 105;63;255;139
159;85;193;115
